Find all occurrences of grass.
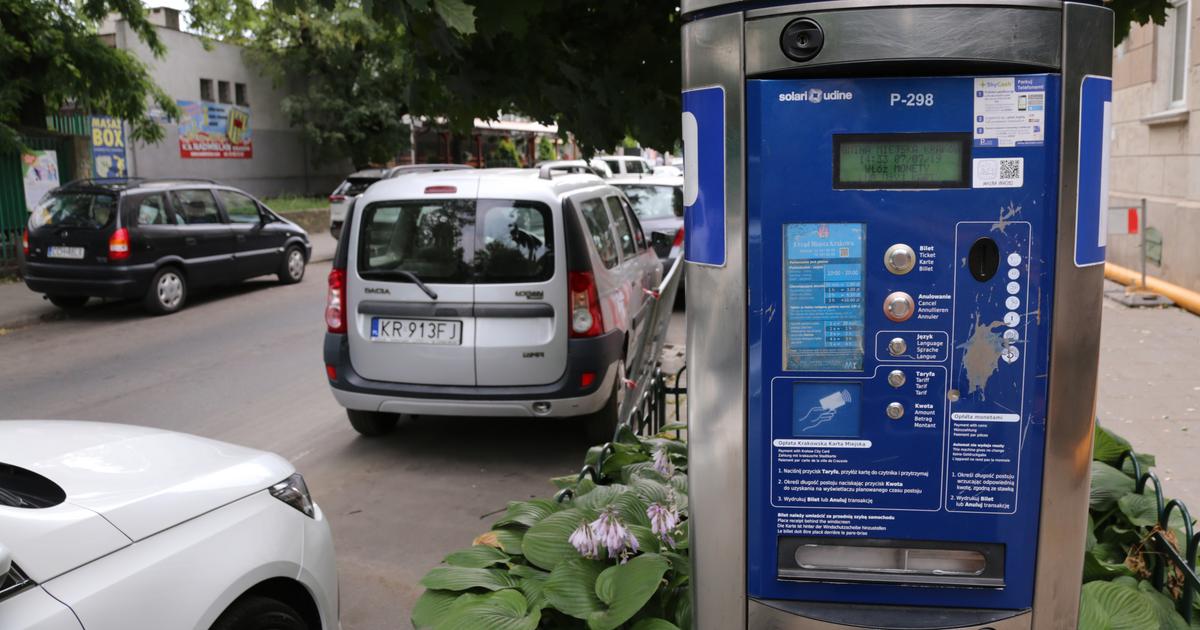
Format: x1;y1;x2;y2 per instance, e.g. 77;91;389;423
262;196;328;213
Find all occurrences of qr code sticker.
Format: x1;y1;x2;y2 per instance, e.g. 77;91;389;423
973;157;1023;188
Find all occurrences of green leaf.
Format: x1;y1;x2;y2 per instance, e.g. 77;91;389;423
419;567;520;592
494;529;526;556
574;485;629;512
444;545;511;569
1082;548;1134;582
1086;513;1098;551
435;589;540;630
432;0;476;35
1121;453;1157;476
412;590;460;629
543;558;606;619
1118;492;1162;528
522;508;593;570
494;499;562;529
631;478;674;505
658;422;688;433
550;475;578;490
1093;424;1133;466
1136;580;1191;630
517;568;550;611
612;491;652;528
1078;580;1163;630
589;553;671;630
1091;462;1135;513
631;619;681;630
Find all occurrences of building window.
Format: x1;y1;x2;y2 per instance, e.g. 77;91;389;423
235;83;248;106
1168;0;1190;107
218;80;231;104
199;78;213;102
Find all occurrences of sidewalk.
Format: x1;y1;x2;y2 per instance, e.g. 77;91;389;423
0;232;336;332
1098;280;1200;508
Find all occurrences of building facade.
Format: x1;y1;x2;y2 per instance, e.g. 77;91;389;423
100;8;350;197
1110;2;1200;290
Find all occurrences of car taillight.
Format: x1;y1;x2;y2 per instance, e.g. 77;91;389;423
568;271;603;338
326;267;347;333
329;195;346;203
22;229;29;256
669;226;685;259
109;227;130;261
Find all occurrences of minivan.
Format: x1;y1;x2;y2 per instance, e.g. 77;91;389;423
323;168;662;440
328;164;472;238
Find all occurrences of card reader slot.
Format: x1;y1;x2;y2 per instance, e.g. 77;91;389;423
777;537;1005;588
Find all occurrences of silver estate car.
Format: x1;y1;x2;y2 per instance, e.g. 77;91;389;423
323;167;662;441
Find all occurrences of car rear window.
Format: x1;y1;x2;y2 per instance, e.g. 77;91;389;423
618;184;682;220
29;192;117;229
475;200;554;283
338;177;381;197
358;200;474;283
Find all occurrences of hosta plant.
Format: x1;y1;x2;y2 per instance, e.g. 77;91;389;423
412;424;691;630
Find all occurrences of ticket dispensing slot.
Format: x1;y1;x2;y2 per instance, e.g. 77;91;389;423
777;538;1005;588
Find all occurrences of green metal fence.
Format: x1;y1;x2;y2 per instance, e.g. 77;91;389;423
0;133;78;268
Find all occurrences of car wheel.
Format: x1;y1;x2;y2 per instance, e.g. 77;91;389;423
143;267;186;315
211;595;307;630
585;361;626;444
47;295;89;310
278;246;306;285
347;409;399;437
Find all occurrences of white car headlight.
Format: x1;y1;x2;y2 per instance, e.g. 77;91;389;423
270;473;315;518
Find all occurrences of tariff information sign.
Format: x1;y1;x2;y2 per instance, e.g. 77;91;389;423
783;223;865;372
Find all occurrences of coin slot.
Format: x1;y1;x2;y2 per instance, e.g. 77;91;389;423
968;237;1000;282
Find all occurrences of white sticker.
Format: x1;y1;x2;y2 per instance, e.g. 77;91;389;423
973;77;1046;147
973;157;1024;188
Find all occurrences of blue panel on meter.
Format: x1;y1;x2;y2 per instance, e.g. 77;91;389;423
683;86;726;266
746;75;1062;610
1076;76;1112;267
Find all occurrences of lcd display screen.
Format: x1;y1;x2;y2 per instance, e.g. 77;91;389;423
834;133;971;189
783;223;865;372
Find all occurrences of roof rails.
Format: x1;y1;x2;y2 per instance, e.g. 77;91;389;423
537;161;600;180
59;177;221;188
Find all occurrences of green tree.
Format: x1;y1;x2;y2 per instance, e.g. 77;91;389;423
0;0;177;151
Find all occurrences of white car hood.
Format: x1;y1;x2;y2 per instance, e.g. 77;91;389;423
0;421;294;580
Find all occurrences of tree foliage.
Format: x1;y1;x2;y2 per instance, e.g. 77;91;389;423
0;0;177;151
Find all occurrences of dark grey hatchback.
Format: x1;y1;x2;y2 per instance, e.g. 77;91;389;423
22;179;312;314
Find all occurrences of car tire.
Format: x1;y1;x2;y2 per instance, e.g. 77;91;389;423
143;266;187;315
47;295;89;310
211;595;307;630
278;246;306;285
347;409;399;437
585;361;626;444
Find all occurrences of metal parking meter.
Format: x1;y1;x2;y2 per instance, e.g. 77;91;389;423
682;2;1112;628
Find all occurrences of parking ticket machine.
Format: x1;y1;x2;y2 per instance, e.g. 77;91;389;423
682;2;1113;628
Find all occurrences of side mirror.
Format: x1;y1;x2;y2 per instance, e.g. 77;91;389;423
0;543;12;577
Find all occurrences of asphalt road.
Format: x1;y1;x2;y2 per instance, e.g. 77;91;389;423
0;261;652;629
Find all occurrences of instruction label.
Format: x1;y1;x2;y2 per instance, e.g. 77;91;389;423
784;223;865;372
973;77;1046;147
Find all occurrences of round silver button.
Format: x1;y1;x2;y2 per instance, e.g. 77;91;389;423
884;244;917;275
888;337;908;356
887;370;906;388
884;291;915;322
886;402;905;420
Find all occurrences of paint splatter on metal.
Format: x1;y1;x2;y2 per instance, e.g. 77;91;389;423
959;312;1005;399
991;202;1022;234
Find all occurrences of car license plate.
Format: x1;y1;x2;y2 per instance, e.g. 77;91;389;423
371;318;462;344
47;246;85;260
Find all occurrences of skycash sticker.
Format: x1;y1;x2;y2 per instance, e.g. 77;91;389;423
973;76;1046;148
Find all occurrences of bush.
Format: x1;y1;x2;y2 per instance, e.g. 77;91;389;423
412;425;690;630
1081;424;1197;629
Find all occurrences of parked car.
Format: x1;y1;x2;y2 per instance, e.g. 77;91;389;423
595;155;654;176
536;159;611;178
609;173;685;275
329;164;472;238
0;420;337;630
323;167;662;441
21;179;312;315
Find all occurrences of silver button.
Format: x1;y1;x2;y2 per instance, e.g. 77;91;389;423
888;337;907;356
884;291;915;322
884;244;916;275
886;402;905;420
887;370;906;388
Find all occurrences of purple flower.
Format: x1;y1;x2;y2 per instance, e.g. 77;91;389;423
652;448;674;477
647;502;680;547
569;521;599;559
589;507;638;562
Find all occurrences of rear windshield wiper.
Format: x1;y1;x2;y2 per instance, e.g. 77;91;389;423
394;270;438;300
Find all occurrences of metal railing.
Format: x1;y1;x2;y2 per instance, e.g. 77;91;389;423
1118;449;1200;622
619;254;686;438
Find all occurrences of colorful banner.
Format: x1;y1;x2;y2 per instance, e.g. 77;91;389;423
21;150;60;212
90;116;128;178
177;100;253;159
